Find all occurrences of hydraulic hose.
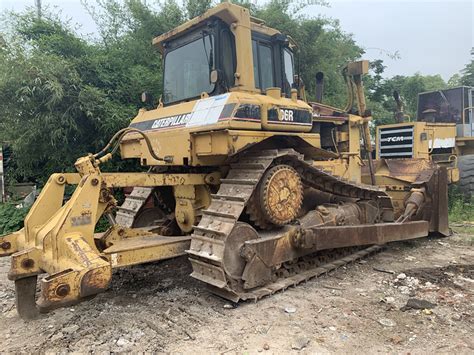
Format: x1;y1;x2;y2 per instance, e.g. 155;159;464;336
93;127;166;162
342;67;354;113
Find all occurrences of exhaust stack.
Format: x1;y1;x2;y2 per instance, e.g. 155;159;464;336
315;72;324;103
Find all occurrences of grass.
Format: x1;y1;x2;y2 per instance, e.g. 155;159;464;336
448;186;474;224
447;185;474;244
450;225;474;246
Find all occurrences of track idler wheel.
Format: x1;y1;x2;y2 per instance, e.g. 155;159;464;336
14;275;39;320
222;222;259;281
248;164;303;228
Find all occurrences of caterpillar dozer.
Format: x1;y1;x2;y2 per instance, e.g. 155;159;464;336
0;2;450;320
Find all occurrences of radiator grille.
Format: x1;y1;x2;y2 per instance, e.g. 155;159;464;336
378;126;414;158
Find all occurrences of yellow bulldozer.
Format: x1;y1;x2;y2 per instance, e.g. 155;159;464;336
0;3;452;319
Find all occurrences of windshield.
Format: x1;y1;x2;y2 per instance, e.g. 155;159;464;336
163;34;215;104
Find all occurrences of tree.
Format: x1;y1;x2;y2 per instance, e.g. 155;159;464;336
185;0;212;18
460;48;474;86
447;73;461;88
0;2;180;182
364;68;447;125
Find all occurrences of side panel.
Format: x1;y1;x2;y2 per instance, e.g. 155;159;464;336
190;130;321;166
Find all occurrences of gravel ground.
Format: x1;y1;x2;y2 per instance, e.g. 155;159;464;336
0;231;472;354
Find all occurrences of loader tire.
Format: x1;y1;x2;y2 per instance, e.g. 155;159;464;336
458;154;474;200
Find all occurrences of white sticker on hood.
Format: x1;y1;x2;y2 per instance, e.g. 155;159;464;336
429;137;455;149
186;93;230;127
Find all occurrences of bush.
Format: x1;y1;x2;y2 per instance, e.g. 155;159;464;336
0;203;31;235
448;185;474;223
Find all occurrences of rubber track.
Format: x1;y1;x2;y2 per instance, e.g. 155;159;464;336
187;148;390;301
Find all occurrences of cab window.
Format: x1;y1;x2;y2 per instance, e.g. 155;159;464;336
252;39;275;90
260;44;274;89
220;28;235;87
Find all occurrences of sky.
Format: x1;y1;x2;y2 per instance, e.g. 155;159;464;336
0;0;472;81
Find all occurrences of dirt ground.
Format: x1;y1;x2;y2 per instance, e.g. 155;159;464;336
0;229;472;354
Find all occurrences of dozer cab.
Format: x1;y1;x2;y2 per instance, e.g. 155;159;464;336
0;3;450;319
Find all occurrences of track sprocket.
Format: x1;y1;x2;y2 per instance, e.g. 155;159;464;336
248;164;303;228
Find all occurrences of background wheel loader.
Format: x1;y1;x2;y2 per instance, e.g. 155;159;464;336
0;2;451;319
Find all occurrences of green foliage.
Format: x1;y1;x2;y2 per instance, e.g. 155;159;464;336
0;203;31;235
447;73;462;88
0;11;125;182
460;48;474;86
448;185;474;223
95;215;111;233
0;2;176;183
185;0;212;18
365;71;447;126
